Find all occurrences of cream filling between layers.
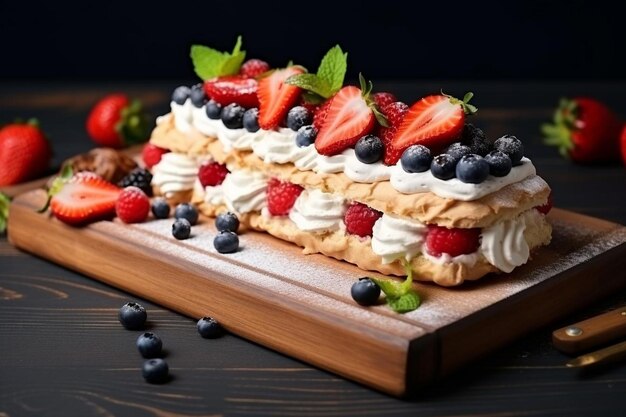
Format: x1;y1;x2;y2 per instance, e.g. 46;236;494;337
288;189;347;233
221;169;268;214
151;152;198;197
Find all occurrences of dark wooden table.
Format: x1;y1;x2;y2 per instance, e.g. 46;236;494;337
1;81;625;416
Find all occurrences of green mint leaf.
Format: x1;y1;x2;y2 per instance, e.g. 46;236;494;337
284;73;333;98
220;50;246;76
370;277;406;298
302;91;325;105
190;45;227;80
316;45;347;94
0;192;10;234
387;291;420;313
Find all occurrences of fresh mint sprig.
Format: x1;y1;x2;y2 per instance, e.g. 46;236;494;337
284;45;347;104
370;262;420;313
190;36;247;80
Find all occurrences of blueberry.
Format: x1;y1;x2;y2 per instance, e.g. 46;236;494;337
190;84;207;108
118;302;147;330
493;135;524;165
286;106;312;131
243;108;260;132
221;103;245;129
151;198;170;219
136;332;163;358
215;212;239;233
214;231;239;253
461;123;491;156
430;154;457;180
401;145;432;173
295;125;317;147
197;316;224;339
354;134;384;164
174;203;198;226
172;218;191;240
142;358;169;384
171;86;190;105
205;100;222;120
484;150;512;177
445;142;472;163
350;278;380;306
456;154;490;184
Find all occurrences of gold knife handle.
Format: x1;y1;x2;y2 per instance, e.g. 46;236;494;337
553;307;626;354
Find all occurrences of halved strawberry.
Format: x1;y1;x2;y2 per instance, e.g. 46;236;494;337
385;93;477;165
315;85;376;156
50;172;121;225
203;75;259;108
257;67;304;130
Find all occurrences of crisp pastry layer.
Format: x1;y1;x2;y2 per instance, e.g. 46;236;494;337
151;115;551;229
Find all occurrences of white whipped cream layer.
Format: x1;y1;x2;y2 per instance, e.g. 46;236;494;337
168;96;537;201
193;178;225;206
371;214;428;264
480;209;541;273
151;152;198;197
288;189;347;233
222;169;268;214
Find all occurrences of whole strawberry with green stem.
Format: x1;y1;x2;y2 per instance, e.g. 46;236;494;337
0;119;52;186
542;97;622;163
86;94;150;148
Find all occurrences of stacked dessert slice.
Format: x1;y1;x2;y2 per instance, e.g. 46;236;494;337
147;39;552;286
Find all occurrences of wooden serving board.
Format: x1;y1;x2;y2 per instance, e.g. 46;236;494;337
7;190;626;397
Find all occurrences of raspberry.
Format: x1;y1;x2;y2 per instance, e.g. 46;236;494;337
142;143;170;169
344;202;382;237
379;102;409;165
266;178;303;216
198;161;229;187
425;225;480;257
240;59;271;78
298;98;319;115
116;186;150;224
312;100;331;129
372;92;397;110
535;192;553;215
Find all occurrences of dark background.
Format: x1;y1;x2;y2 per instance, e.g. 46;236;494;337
2;0;624;82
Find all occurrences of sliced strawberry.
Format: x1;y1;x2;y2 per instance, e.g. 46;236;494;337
315;86;375;156
203;75;259;108
385;93;477;165
377;101;409;165
50;172;121;225
257;67;304;130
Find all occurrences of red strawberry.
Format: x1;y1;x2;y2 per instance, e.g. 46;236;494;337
344;202;382;238
542;98;623;163
203;75;259;108
621;125;626;165
86;94;150;148
377;102;409;165
116;186;150;224
266;178;303;216
425;225;480;257
49;172;121;225
240;59;271;78
315;86;376;156
198;161;229;187
142;143;170;169
535;191;553;215
298;97;319;115
0;121;51;186
385;93;477;165
312;99;331;129
372;92;397;109
257;67;304;130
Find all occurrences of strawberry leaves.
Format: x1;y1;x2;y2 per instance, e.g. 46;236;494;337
285;45;347;103
369;262;421;314
191;36;247;80
0;192;10;234
444;91;478;115
37;164;73;213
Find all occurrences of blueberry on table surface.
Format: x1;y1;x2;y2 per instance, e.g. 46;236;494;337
205;100;223;120
351;278;381;306
151;198;170;219
118;302;147;330
484;150;512;177
456;154;490;184
174;203;198;225
214;231;239;254
171;86;190;105
286;106;312;131
172;218;191;240
221;103;245;129
197;317;224;339
401;144;432;173
243;108;260;132
295;125;317;147
136;332;163;358
190;84;207;108
494;135;524;165
355;134;384;164
430;154;457;180
215;212;240;233
142;358;169;384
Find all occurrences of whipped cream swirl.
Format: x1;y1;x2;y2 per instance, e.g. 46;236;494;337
170;100;194;134
288;189;346;233
222;170;268;214
151;152;198;197
371;214;428;264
